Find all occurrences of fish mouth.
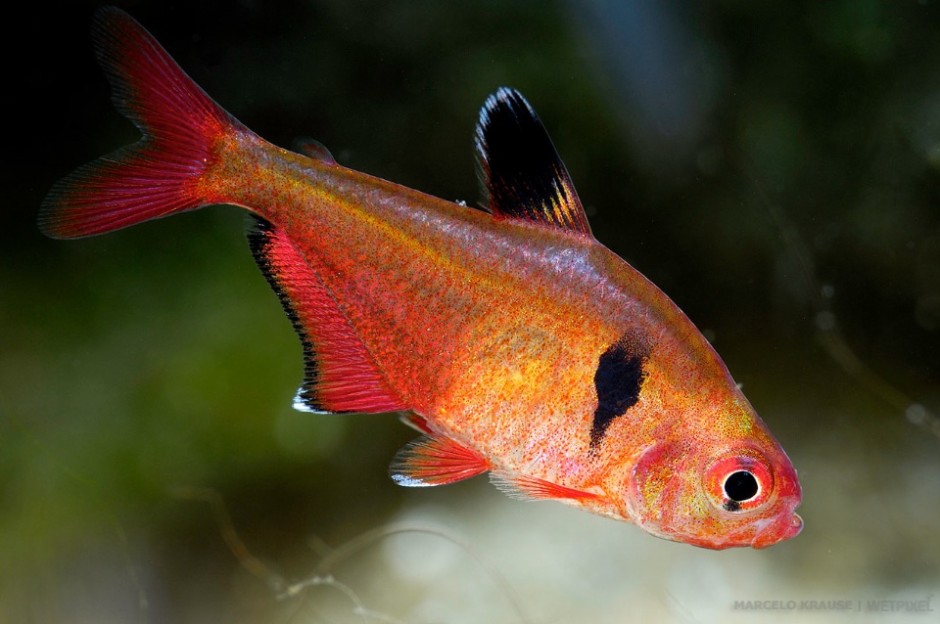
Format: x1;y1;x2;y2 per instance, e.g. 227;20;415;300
750;512;803;549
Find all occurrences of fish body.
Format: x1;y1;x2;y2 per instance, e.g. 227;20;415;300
41;8;802;549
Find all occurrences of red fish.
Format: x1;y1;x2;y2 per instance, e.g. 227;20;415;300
41;8;802;549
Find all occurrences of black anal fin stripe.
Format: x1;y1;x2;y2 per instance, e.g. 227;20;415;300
247;216;406;415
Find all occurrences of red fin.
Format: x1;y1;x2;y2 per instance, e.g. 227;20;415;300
490;472;600;502
390;434;490;487
39;7;239;239
249;218;406;414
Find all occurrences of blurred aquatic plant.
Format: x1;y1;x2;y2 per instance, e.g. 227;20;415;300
174;485;533;624
748;172;940;440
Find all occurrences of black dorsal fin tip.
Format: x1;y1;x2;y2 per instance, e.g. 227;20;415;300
475;87;592;237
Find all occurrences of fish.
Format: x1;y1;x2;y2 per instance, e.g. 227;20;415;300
40;7;802;550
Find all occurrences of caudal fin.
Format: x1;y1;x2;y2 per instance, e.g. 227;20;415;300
39;7;240;239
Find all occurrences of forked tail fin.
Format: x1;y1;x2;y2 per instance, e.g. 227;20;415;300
39;7;241;239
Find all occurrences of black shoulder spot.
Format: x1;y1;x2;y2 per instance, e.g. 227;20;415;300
590;334;650;448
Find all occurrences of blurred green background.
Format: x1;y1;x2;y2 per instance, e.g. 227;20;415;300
4;1;938;622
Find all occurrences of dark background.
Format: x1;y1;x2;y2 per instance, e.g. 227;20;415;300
4;1;938;622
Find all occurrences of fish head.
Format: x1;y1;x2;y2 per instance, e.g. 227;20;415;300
623;423;802;550
587;244;804;548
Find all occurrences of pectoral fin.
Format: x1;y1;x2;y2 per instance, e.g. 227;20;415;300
490;472;600;502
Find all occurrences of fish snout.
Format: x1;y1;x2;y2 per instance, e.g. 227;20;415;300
751;511;803;549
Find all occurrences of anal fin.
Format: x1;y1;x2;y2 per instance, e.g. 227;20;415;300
248;217;406;414
390;434;490;487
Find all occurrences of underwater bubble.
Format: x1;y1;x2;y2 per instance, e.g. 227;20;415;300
695;145;723;176
815;310;836;332
914;294;940;331
928;144;940;172
381;505;463;584
905;404;927;426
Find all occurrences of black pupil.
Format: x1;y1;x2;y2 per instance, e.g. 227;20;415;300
724;471;759;502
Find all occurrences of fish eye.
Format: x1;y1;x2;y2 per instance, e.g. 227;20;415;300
723;470;759;502
704;452;773;512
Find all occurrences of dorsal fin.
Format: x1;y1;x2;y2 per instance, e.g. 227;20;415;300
247;217;406;414
475;87;592;236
